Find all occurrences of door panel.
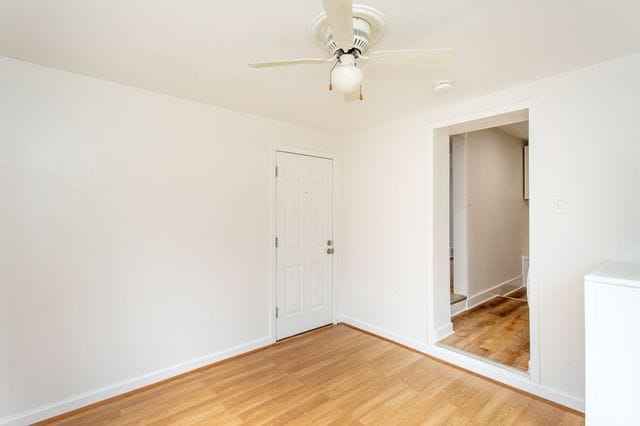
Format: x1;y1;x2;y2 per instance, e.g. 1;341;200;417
285;265;303;315
285;193;303;249
311;262;327;309
276;152;333;339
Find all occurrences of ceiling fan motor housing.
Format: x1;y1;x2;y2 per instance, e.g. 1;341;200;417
325;18;371;56
310;5;387;57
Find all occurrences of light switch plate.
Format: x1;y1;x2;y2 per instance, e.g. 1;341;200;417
554;199;569;214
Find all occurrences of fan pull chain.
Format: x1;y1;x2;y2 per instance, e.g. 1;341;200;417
359;85;363;101
328;59;339;91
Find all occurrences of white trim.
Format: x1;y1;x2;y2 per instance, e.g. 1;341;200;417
427;126;452;345
338;315;584;413
427;344;583;412
527;102;541;384
271;145;339;342
522;256;529;288
466;275;523;309
0;336;273;426
338;314;428;351
426;100;541;386
435;322;454;341
428;102;531;131
270;148;278;342
451;134;469;298
450;299;467;317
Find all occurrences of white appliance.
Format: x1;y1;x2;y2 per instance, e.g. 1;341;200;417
585;262;640;425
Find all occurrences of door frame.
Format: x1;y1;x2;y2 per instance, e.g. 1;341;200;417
450;134;469;301
426;101;541;385
270;146;339;342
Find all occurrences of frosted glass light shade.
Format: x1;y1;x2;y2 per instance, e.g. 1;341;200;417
331;65;363;94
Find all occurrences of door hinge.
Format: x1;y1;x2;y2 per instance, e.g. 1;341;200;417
276;307;279;318
275;166;278;178
275;237;278;248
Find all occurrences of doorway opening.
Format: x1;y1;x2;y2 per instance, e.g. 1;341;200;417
429;106;538;381
442;121;530;372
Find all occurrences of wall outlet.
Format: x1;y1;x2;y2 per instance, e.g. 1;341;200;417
393;283;400;295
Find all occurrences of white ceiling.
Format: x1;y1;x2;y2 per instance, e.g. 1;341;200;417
1;0;639;133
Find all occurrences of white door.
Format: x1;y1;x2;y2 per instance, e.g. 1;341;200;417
276;151;333;339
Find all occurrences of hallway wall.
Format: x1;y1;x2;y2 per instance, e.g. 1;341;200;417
464;128;529;300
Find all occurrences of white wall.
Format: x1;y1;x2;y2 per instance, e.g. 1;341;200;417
339;53;640;405
4;50;640;421
0;57;338;422
465;128;529;298
339;114;430;344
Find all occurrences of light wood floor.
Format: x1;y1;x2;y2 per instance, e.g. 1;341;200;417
40;324;581;425
441;290;530;371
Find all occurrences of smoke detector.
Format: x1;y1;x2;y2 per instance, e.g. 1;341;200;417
433;80;453;94
309;5;386;56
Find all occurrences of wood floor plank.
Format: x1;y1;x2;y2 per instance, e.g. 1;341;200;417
441;293;531;371
39;324;582;425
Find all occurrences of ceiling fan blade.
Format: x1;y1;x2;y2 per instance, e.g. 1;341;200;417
249;58;332;68
364;49;453;65
322;0;354;51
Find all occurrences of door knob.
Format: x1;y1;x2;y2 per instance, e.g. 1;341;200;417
327;247;335;254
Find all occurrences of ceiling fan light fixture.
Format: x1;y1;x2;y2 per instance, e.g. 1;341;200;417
249;1;453;101
331;54;363;94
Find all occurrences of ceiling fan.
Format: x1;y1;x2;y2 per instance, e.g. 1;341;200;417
248;0;452;101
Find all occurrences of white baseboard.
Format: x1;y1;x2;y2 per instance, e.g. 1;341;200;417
337;314;429;352
467;275;523;309
337;315;584;413
450;299;467;317
435;322;454;341
0;336;274;426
